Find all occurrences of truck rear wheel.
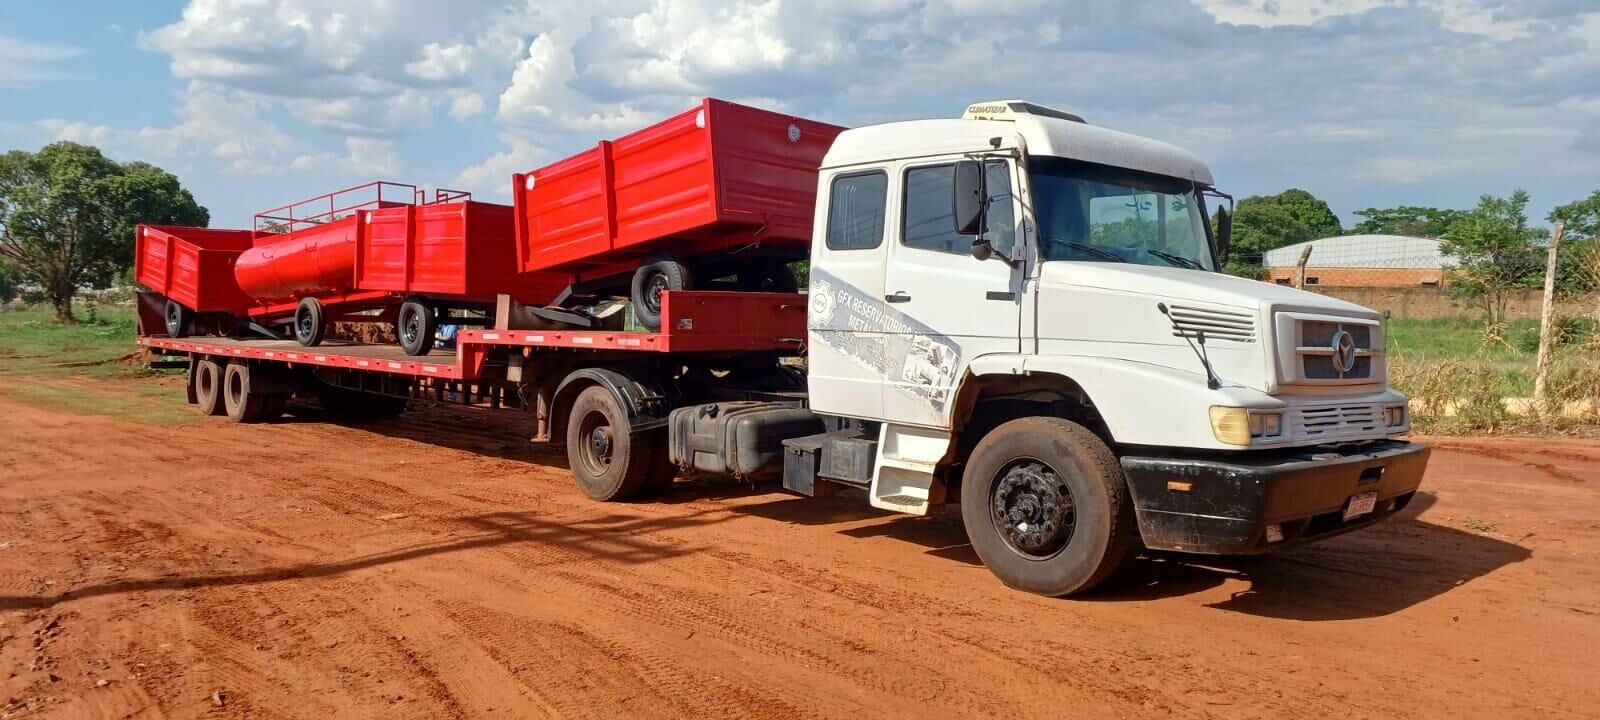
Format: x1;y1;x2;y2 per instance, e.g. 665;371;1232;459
165;299;193;338
631;256;692;332
566;386;651;501
960;417;1135;596
194;358;226;416
397;296;436;356
222;362;266;423
293;297;326;347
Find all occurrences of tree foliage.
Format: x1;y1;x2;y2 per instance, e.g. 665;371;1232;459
0;142;207;323
1350;205;1465;237
1439;190;1545;323
0;261;15;304
1549;190;1600;244
1221;188;1340;277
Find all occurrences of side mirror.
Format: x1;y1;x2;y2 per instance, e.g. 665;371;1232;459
952;160;986;236
1214;206;1233;262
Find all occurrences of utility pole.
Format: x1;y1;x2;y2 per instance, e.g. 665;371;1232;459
1534;222;1565;411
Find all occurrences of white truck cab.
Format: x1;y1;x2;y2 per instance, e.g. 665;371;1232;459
796;100;1429;595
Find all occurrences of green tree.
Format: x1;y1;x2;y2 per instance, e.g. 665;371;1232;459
1440;190;1544;323
1218;188;1340;277
1549;190;1600;243
0;260;16;304
1350;205;1465;237
1273;188;1343;239
0;142;207;323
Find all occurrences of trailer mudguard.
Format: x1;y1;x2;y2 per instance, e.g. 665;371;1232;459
549;367;675;445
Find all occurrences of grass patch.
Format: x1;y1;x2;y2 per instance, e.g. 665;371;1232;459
0;304;193;424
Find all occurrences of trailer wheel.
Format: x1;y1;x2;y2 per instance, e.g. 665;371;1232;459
194;358;227;416
960;417;1135;597
630;256;693;332
736;261;799;293
566;386;651;501
222;362;266;423
397;296;436;356
165;299;193;338
293;297;326;347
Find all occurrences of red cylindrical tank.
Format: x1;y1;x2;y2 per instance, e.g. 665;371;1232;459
234;219;359;302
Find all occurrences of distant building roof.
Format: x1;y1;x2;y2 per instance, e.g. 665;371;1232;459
1262;234;1446;269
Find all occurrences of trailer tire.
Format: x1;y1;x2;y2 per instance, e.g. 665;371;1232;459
293;297;326;347
222;362;266;423
165;299;193;338
631;256;693;332
566;386;651;501
736;261;799;293
194;358;227;416
397;296;436;356
960;416;1135;597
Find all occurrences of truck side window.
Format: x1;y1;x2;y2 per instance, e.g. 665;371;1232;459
825;171;888;250
903;161;1014;256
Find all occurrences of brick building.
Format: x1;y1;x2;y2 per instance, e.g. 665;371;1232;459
1263;234;1447;287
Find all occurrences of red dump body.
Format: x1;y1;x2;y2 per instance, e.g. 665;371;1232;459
135;225;257;314
513;98;844;276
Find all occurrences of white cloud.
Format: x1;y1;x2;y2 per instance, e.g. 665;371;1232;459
291;138;401;176
38;84;297;176
0;34;82;86
451;134;548;197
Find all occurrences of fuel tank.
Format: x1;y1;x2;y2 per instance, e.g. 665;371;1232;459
233;218;358;302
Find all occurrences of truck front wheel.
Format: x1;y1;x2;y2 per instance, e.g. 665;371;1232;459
960;417;1136;596
566;386;651;501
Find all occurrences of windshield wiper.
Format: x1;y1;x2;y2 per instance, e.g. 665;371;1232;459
1147;249;1205;270
1048;239;1128;263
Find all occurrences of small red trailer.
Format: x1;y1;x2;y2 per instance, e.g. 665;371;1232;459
513;98;844;329
134;225;258;337
141;182;570;355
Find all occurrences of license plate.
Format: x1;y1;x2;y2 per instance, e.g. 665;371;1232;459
1343;491;1378;521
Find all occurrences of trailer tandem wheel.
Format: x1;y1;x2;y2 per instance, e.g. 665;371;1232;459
194;358;227;416
222;362;267;423
566;385;652;501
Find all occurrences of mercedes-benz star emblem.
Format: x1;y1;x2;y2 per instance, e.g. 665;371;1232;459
1330;329;1358;374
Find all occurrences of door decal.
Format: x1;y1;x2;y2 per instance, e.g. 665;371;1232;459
809;267;961;413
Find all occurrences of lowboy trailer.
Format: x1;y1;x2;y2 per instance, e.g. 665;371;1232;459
137;98;1430;596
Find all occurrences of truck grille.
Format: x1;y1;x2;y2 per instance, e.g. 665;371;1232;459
1292;404;1383;441
1296;319;1376;381
1167;305;1256;342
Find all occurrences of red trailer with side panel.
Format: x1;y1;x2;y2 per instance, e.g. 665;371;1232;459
513;98;845;329
134;225;258;337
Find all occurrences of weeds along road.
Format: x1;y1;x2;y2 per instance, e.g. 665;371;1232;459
0;378;1596;719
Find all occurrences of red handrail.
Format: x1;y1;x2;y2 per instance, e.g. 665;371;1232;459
252;181;474;238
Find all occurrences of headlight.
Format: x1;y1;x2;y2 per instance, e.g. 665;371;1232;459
1209;407;1284;445
1385;405;1406;428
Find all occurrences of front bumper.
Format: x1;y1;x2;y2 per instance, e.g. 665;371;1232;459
1120;440;1430;555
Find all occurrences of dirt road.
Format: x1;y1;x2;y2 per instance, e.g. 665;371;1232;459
1;382;1596;719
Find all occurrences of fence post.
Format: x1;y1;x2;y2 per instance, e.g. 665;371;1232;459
1294;244;1314;289
1534;222;1565;411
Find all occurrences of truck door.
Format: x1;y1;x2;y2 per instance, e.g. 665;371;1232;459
805;169;891;421
881;158;1023;427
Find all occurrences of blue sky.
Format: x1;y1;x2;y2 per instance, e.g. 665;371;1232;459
3;0;1598;230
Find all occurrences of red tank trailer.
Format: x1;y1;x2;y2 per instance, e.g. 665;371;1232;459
139;182;568;355
513;98;844;329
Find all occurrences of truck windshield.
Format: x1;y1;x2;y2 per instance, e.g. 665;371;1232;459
1028;157;1216;271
